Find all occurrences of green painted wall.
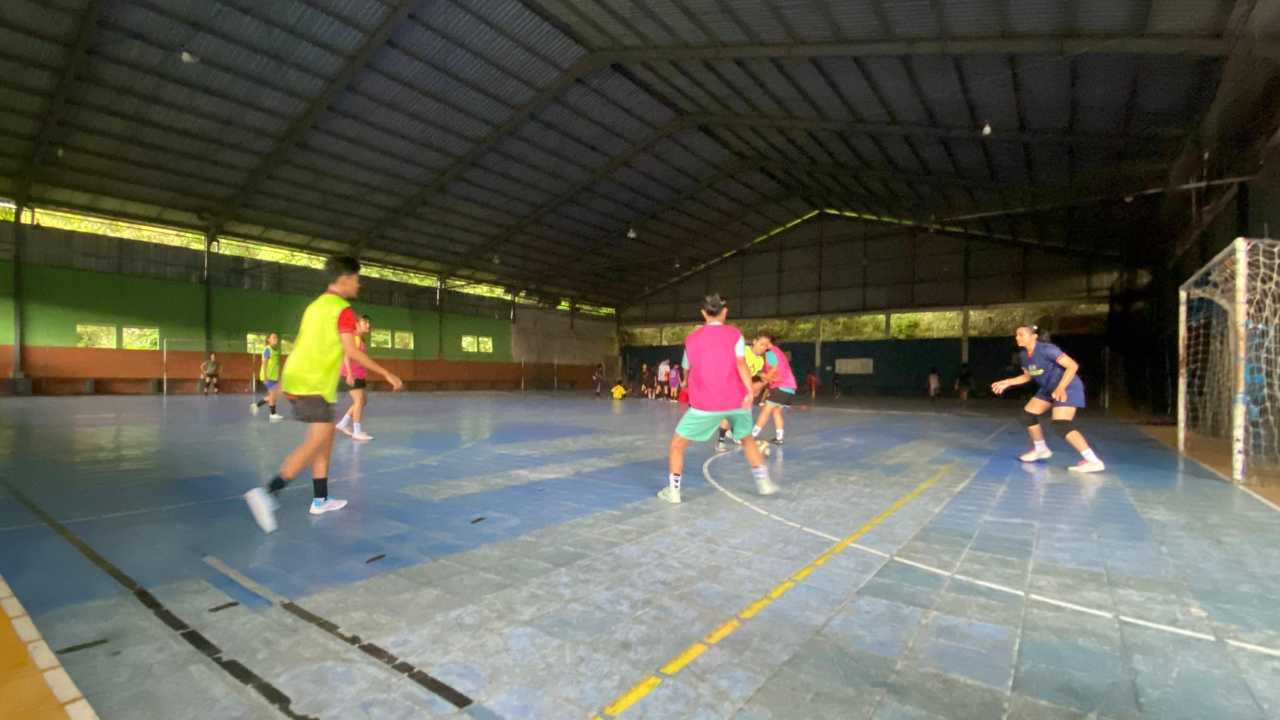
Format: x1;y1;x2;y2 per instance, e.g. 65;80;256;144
10;263;512;361
23;265;204;346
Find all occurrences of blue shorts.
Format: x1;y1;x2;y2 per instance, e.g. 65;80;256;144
1034;379;1085;408
263;380;279;391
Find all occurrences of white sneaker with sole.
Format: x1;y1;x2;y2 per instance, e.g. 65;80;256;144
269;413;284;423
336;422;352;436
309;498;348;515
244;487;278;533
657;487;682;504
1069;459;1106;473
1018;448;1052;463
250;402;259;416
716;440;728;453
351;430;373;441
755;474;779;496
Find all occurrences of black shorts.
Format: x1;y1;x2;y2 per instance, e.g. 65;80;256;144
341;378;367;391
202;374;219;382
288;395;333;423
766;390;795;407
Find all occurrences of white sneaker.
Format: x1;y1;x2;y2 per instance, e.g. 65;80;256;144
757;440;772;457
244;487;278;533
269;413;284;423
1069;459;1106;473
1019;448;1052;463
336;422;352;436
250;402;259;416
657;487;682;504
351;430;373;441
309;498;348;515
716;440;729;453
755;473;779;496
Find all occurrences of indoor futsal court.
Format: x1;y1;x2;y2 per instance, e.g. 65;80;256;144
3;1;1280;719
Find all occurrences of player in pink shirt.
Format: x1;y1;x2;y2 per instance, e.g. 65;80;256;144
660;295;777;504
336;314;374;441
751;332;797;445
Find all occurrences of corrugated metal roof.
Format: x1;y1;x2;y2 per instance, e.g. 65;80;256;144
0;0;1254;304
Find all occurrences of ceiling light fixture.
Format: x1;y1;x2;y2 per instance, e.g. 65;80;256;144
981;123;992;136
180;50;200;64
626;227;637;239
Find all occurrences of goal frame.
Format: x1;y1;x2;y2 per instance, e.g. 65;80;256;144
1177;237;1253;482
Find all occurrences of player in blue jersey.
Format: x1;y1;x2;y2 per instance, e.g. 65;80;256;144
991;324;1105;473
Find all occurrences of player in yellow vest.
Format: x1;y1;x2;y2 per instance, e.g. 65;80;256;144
250;332;284;421
245;256;403;533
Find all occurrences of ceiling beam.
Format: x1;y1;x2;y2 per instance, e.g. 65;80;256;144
684;112;1183;147
597;35;1269;63
20;0;104;195
210;0;420;230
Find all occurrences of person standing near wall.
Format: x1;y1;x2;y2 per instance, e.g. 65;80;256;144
200;354;220;395
593;363;605;398
928;367;942;402
955;363;974;401
251;332;284;422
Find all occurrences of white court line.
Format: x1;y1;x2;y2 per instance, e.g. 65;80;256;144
700;450;1280;659
1241;486;1280;514
203;556;287;604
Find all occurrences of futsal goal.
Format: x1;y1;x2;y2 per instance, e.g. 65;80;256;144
161;338;267;395
1178;237;1280;483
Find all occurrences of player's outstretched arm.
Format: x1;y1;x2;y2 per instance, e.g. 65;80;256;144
991;372;1032;395
340;333;403;390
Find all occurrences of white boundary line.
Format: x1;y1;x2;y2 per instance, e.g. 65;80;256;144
1139;426;1280;515
1241;486;1280;514
700;451;1280;659
0;573;99;719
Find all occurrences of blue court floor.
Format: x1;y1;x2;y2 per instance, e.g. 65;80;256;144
1;393;1278;719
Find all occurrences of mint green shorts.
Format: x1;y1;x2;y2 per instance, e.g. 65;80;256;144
675;408;754;442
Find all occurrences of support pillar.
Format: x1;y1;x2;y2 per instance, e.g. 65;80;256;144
203;227;215;354
10;200;24;380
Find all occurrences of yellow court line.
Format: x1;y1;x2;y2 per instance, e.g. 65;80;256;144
597;464;953;718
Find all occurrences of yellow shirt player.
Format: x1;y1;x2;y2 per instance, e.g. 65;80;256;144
611;382;628;400
244;256;403;534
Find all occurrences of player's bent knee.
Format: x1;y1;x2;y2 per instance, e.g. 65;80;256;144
1021;410;1040;427
1052;418;1077;438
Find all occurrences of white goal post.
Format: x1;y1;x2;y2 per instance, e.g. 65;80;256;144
161;338;255;395
1178;237;1280;483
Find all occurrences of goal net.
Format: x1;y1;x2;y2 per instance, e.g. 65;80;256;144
1179;237;1280;483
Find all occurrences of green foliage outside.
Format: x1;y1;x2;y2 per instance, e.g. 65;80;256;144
890;311;963;339
822;314;887;340
76;323;116;349
122;326;159;350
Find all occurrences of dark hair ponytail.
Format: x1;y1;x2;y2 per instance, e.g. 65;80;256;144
1018;323;1052;343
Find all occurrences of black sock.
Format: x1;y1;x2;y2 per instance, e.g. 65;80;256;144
312;477;328;500
269;404;276;414
267;475;286;495
256;400;266;407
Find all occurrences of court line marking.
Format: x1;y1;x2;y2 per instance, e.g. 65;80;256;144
1;481;314;720
1138;426;1280;516
594;464;954;718
701;450;1280;659
1;570;96;718
203;556;473;710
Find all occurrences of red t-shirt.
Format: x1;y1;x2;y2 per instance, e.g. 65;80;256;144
337;307;357;334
